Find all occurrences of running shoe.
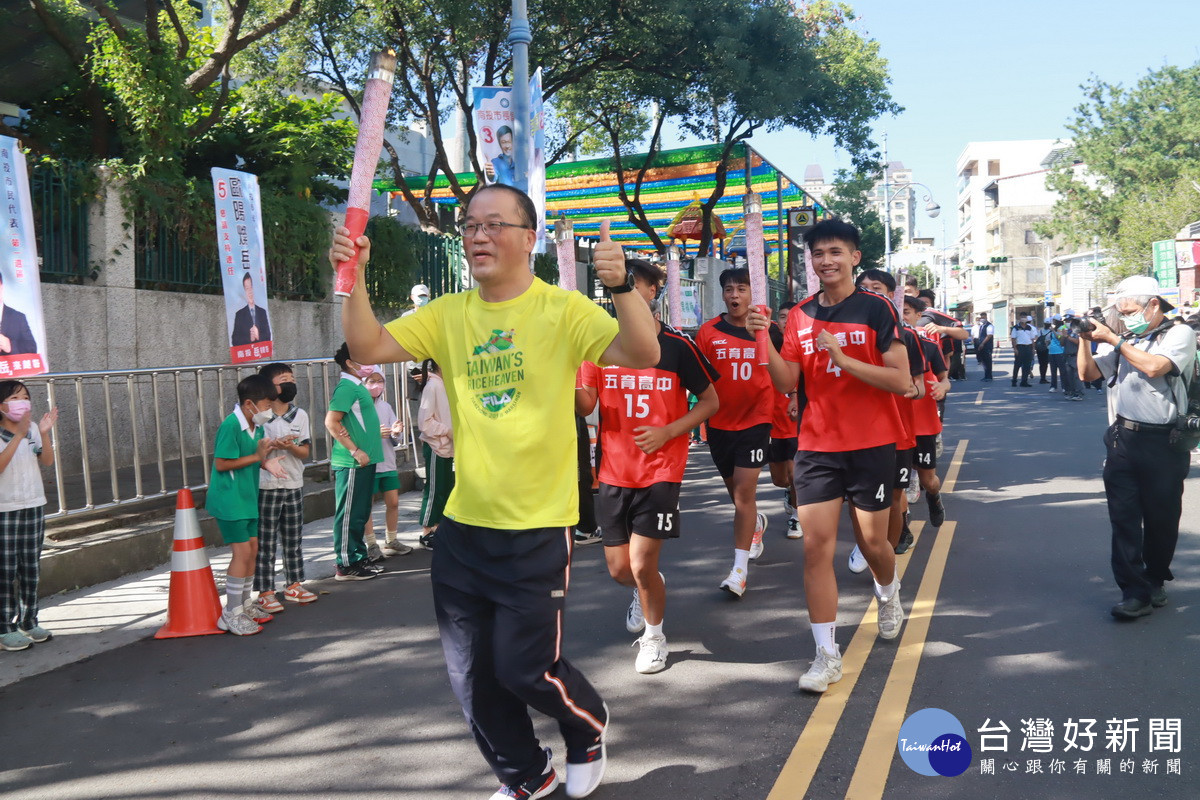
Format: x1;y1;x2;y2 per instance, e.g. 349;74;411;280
490;747;558;800
749;512;767;560
418;532;436;549
217;608;262;636
574;529;603;547
848;545;868;574
17;624;52;643
719;566;747;598
382;539;413;556
565;706;608;799
877;583;904;640
905;473;920;504
0;631;33;651
786;517;803;539
625;589;645;634
799;646;843;693
245;598;275;624
894;530;915;555
927;493;945;528
256;591;285;614
633;633;668;674
335;562;377;581
283;582;318;604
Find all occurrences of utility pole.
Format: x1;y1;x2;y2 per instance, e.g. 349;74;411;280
509;0;531;191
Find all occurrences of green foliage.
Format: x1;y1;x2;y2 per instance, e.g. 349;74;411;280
1043;62;1200;281
363;215;425;312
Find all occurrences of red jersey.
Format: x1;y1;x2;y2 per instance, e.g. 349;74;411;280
780;288;906;453
768;322;797;439
579;325;719;488
895;325;927;451
696;315;772;431
914;337;947;436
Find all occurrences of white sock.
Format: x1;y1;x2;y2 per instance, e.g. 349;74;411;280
225;575;245;612
874;576;898;602
733;549;750;573
645;621;664;639
811;622;838;655
385;529;399;543
364;528;378;547
242;580;253;610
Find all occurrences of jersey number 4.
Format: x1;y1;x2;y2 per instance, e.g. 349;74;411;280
826;358;843;378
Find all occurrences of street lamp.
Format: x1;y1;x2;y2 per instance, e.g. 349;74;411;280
880;132;941;274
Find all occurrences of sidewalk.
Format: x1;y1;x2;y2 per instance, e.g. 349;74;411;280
3;491;432;689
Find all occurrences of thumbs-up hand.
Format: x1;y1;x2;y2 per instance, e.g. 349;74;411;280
593;220;628;290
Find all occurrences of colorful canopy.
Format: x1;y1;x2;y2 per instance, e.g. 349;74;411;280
379;142;825;254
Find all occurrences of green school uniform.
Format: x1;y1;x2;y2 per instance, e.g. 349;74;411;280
329;376;384;467
207;408;263;521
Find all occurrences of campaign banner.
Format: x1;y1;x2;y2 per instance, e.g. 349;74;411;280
0;136;50;378
211;168;272;364
472;70;547;253
679;283;704;329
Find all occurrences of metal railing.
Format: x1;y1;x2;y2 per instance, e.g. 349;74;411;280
24;358;420;521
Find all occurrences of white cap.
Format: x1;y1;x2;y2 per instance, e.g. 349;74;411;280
1112;275;1175;311
1063;308;1076;317
411;283;430;300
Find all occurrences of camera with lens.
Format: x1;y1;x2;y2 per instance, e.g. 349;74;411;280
1070;309;1107;335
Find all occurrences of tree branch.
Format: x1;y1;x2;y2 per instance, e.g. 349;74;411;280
78;0;130;42
161;0;191;60
185;0;302;94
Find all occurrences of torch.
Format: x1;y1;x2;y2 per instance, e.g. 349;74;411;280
335;48;398;298
744;192;770;365
667;243;682;329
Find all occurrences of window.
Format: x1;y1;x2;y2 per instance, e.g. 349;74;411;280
1024;229;1040;244
1026;268;1044;283
988;160;1001;175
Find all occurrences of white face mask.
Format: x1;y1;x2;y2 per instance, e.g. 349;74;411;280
251;405;275;425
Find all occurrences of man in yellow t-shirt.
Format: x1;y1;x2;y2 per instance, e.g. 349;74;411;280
330;183;658;800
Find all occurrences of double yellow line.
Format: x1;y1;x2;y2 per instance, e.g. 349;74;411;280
767;439;968;800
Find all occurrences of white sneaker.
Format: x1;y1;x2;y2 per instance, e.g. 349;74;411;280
382;539;413;556
749;512;767;560
905;472;920;504
217;608;262;636
720;566;747;598
877;582;904;640
633;633;668;674
565;705;608;798
625;589;644;634
848;545;868;574
799;646;843;693
786;517;803;539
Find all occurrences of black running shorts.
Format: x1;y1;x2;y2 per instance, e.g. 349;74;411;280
793;443;897;512
597;482;682;544
768;436;799;464
895;447;915;489
914;435;938;471
707;423;770;479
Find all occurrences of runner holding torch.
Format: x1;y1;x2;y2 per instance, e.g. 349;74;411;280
335;49;398;297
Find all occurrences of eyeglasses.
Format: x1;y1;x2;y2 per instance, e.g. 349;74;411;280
458;220;531;238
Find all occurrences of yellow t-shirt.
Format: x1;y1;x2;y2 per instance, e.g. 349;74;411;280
384;278;618;529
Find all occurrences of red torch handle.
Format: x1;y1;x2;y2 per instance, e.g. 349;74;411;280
756;304;770;366
335;207;370;297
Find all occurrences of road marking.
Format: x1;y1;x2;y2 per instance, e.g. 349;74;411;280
766;522;926;800
941;439;969;494
974;391;984;405
844;521;957;798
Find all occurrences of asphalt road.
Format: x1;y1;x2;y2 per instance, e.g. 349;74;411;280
2;354;1198;800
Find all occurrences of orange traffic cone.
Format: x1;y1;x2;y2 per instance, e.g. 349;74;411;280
155;488;226;638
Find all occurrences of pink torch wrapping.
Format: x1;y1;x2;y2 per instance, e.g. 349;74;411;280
743;194;770;365
555;217;576;291
667;246;682;329
892;268;908;315
335;49;398;297
805;244;819;296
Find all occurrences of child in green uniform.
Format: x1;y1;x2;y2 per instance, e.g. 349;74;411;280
207;374;284;636
325;343;385;580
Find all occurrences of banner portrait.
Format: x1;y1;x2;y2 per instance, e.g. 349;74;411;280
0;136;50;377
211;168;272;364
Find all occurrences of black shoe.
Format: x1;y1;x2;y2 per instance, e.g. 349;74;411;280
1151;586;1168;608
1011;381;1017;387
418;532;435;549
1110;597;1152;620
335;562;378;581
894;530;915;555
926;493;945;528
1039;379;1049;384
1020;381;1032;387
496;747;558;799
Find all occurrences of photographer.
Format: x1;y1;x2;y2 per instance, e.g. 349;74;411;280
1077;277;1196;620
1058;311;1084;400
